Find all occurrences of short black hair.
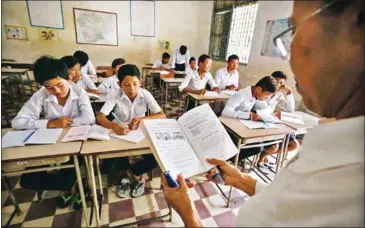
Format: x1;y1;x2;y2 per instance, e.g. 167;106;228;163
33;56;69;85
198;54;211;64
271;71;287;80
162;52;170;59
112;58;125;68
179;45;188;55
73;50;89;66
60;55;79;69
117;64;140;82
228;54;239;62
189;57;196;63
255;76;278;93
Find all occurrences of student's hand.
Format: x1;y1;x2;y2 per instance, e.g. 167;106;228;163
111;122;129;135
129;117;143;130
251;113;261;121
212;87;220;93
280;85;292;95
161;173;195;220
226;85;236;90
47;116;73;128
206;158;244;189
199;89;207;95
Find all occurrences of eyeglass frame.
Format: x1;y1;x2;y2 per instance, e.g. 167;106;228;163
273;0;345;60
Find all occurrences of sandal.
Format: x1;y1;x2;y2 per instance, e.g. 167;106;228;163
56;193;73;208
117;178;131;198
131;180;145;198
73;192;91;210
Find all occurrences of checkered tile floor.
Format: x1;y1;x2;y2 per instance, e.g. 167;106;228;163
1;163;272;228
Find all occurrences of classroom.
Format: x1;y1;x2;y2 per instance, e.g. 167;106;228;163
1;0;363;227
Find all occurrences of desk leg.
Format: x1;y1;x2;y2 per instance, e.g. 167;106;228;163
280;134;291;167
88;156;100;227
226;138;242;208
165;83;168;111
95;157;104;197
74;155;90;228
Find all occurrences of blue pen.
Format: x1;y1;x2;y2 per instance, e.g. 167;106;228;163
111;112;128;130
23;130;36;143
164;171;179;188
260;119;270;128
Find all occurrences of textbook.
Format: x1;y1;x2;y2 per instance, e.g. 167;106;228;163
143;104;238;178
2;128;63;148
61;125;110;142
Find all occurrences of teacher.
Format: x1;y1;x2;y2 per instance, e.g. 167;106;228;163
161;0;364;226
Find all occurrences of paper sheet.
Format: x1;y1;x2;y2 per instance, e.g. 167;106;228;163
220;90;237;96
88;124;110;141
111;129;145;144
281;111;304;125
204;91;219;97
1;130;34;148
239;119;280;129
25;128;63;145
62;125;90;142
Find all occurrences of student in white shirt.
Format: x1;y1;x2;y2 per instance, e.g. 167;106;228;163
61;55;99;95
171;45;190;71
152;52;171;70
96;64;166;198
73;50;97;76
159;0;364;226
98;58;125;94
12;56;95;210
214;54;240;91
185;57;197;75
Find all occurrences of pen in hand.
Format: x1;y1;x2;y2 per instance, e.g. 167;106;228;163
111;112;128;131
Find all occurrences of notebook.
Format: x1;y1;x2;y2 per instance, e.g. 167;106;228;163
2;128;63;148
203;91;219;97
61;125;110;142
239;119;280;129
110;129;145;144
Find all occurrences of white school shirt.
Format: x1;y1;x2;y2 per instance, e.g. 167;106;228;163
178;70;218;92
253;90;296;113
221;85;256;119
171;48;190;67
73;75;97;91
97;75;119;94
185;65;197;75
100;88;162;123
237;116;364;227
11;84;95;129
214;67;239;90
81;60;96;76
152;60;171;69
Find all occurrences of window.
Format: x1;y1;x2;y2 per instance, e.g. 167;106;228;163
209;0;259;64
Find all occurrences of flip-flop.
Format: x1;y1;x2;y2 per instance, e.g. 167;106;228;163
56;193;73;208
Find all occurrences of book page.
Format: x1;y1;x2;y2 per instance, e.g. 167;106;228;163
110;129;145;144
143;119;205;178
178;104;238;172
281;111;304;125
256;109;282;123
220;90;237;96
88;124;110;141
239;119;280;129
62;125;90;142
204;91;219;97
26;128;63;145
1;130;34;148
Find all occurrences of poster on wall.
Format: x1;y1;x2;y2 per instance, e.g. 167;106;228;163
38;28;59;41
73;8;118;46
5;25;28;40
157;40;170;51
261;18;292;57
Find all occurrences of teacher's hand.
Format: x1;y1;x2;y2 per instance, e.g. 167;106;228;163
206;158;244;188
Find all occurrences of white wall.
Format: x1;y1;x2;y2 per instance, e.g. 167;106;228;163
210;1;302;106
1;1;213;69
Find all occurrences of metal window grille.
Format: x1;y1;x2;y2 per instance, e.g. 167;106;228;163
209;0;259;64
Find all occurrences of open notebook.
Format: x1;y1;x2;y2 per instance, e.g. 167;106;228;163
143;104;238;179
110;129;145;144
2;128;63;148
61;125;110;142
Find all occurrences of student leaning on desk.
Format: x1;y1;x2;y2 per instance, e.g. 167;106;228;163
96;64;166;198
97;58;125;94
11;56;95;210
160;0;364;226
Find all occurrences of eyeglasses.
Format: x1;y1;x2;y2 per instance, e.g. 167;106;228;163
273;0;344;60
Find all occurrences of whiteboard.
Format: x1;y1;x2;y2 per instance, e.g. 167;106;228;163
130;0;155;37
26;1;64;29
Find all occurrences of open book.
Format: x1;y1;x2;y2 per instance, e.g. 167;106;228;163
2;128;63;148
256;109;282;123
143;104;238;178
110;129;145;144
61;125;110;142
239;119;280;129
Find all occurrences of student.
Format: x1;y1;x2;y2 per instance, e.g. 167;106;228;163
98;58;125;94
73;50;96;76
11;56;95;209
222;76;278;120
171;45;190;71
214;54;240;91
152;52;171;70
185;57;197;75
61;55;99;94
96;64;166;198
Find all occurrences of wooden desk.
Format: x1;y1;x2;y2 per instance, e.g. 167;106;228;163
1;68;33;100
160;78;184;112
1;129;90;227
1;62;33;70
141;66;154;88
218;117;295;207
186;92;230;110
80;130;171;227
282;111;319;134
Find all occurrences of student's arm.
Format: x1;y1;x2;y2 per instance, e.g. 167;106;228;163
214;70;224;90
87;60;97;75
152;60;162;69
221;91;251;119
84;75;98;93
71;89;96;126
178;72;199;94
185;50;190;67
97;78;111;94
11;91;48;130
207;74;220;92
277;92;295;112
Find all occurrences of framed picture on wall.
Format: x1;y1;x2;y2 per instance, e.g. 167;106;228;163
5;25;28;40
73;8;118;46
38;28;59;41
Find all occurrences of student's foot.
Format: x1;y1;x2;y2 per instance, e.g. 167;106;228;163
73;192;91;210
257;163;269;175
117;178;131;198
56;193;73;208
131;180;145;198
